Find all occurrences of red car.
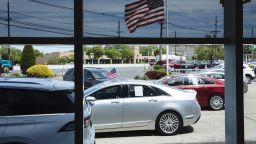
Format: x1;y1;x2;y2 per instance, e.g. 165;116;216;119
156;74;224;110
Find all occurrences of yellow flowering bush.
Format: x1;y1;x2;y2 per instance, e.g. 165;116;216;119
26;64;55;78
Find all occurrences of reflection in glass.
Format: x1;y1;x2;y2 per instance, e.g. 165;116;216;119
84;0;224;38
243;0;256;38
0;0;73;37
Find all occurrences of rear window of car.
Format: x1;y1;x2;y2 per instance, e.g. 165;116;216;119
90;70;108;79
0;89;74;116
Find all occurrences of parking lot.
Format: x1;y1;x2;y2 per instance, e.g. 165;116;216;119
95;81;256;144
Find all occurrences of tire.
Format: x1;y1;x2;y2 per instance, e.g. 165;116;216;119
3;67;10;73
209;95;224;110
245;75;252;84
156;111;182;136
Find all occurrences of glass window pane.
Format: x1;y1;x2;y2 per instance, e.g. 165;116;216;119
243;0;256;38
84;0;224;38
0;0;73;37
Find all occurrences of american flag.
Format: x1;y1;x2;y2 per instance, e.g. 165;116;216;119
125;0;165;33
106;68;118;79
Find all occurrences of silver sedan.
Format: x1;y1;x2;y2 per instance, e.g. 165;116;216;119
85;79;201;135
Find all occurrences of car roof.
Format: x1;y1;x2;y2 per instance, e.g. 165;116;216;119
169;74;209;78
0;77;74;91
66;67;107;73
199;71;224;75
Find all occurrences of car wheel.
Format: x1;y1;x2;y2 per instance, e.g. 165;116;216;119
209;95;224;110
156;111;182;136
245;75;252;84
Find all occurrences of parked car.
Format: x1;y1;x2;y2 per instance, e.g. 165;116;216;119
63;67;109;89
84;79;201;136
206;63;255;84
0;78;95;144
149;60;156;66
0;59;13;73
198;71;248;94
155;74;225;110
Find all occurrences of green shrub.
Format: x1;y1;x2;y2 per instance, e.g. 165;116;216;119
145;70;166;79
142;75;150;80
26;64;55;78
10;72;21;77
134;75;141;79
156;68;167;73
153;64;162;70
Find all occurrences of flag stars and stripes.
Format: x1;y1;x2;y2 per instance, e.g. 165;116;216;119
125;0;165;33
106;68;118;79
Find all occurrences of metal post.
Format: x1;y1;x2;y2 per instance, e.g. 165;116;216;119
165;0;169;75
7;0;11;60
174;31;176;55
224;0;244;143
159;22;163;60
74;0;84;143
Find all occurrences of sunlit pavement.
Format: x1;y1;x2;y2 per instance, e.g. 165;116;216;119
95;81;256;144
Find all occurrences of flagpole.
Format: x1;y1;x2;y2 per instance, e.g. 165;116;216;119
165;0;169;75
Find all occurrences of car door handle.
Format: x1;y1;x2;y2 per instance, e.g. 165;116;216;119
110;101;120;104
148;99;158;102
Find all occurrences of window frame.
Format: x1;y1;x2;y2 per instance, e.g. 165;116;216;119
0;0;247;143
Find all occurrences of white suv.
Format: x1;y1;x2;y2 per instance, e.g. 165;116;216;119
207;64;255;84
0;78;95;144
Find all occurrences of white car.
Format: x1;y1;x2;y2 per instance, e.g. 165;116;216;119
198;71;248;93
207;64;255;84
85;79;201;136
0;78;95;144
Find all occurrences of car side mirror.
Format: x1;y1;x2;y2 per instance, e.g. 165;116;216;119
86;96;96;106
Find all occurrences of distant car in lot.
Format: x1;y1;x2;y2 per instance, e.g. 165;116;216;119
155;74;225;110
84;79;201;136
63;67;109;89
0;78;95;144
206;64;255;84
198;71;248;94
149;60;156;66
0;59;13;73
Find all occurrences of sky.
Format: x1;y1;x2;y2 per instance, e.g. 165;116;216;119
9;45;74;54
0;0;255;52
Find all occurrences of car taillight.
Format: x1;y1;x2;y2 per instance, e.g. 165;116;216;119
58;115;92;132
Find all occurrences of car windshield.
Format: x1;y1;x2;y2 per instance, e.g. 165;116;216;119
155;77;170;84
84;83;105;96
210;64;224;69
91;70;108;79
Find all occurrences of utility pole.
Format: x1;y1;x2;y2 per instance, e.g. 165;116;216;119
211;16;220;38
159;22;163;60
117;20;121;38
174;31;177;55
7;0;11;60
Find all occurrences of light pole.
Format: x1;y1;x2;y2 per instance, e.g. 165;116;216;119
90;53;94;64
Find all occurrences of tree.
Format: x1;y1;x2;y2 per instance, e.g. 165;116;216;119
20;45;36;74
140;45;158;56
121;48;134;61
0;46;22;64
105;48;121;63
34;49;44;57
58;56;70;64
193;45;224;64
85;46;104;64
154;48;166;56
